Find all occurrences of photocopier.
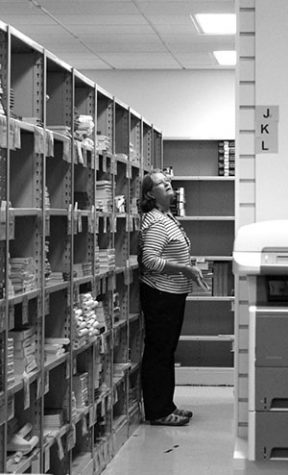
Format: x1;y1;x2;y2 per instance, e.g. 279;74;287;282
233;220;288;462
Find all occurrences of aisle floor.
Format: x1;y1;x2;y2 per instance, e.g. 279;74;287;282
102;386;234;475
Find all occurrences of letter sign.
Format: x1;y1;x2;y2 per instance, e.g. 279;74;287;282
255;106;279;153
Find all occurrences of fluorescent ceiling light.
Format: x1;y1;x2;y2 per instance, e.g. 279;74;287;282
194;13;236;35
213;50;236;66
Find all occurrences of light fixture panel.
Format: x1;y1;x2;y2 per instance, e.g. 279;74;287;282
194;14;236;35
213;50;236;66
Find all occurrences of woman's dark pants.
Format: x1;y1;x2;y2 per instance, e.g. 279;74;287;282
140;283;187;421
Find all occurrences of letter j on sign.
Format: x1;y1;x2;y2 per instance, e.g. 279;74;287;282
255;106;279;154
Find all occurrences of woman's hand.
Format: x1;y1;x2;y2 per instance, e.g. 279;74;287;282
182;265;210;290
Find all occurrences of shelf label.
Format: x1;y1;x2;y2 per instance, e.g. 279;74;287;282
31;451;41;473
256;105;279;153
23;371;30;410
44;445;50;472
56;434;64;460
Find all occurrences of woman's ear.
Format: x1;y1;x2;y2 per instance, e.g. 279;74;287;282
146;190;155;199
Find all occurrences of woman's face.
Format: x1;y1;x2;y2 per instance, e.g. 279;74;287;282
150;172;174;207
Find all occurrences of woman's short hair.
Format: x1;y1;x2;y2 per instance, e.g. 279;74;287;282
139;169;162;213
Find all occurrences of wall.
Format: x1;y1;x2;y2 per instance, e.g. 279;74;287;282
255;0;288;221
82;69;235;139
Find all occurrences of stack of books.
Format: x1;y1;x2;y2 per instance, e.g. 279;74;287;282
95;180;113;212
96;133;111;152
72;372;89;409
9;326;37;375
9;257;37;294
218;140;235;176
99;248;115;272
171;187;186;217
7;338;15;387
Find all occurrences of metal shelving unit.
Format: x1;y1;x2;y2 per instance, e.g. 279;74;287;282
0;20;162;475
163;138;235;386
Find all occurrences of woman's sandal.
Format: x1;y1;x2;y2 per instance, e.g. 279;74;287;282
173;408;193;419
150;412;189;426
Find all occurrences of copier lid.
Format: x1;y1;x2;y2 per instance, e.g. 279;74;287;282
233;220;288;275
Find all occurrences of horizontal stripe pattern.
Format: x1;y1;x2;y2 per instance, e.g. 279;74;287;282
138;208;192;294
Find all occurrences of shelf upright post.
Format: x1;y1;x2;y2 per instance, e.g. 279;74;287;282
68;67;76;474
38;46;47;474
90;82;98;468
1;23;10;473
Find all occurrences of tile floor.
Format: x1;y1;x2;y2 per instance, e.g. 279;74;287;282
102;386;234;475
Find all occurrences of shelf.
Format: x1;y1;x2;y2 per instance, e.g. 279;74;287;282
179;335;234;342
187;296;234;302
172;175;235;181
178;216;235;221
10;207;42;217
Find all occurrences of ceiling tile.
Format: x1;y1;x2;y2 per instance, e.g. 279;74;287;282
176;52;216;68
60;53;111;70
37;0;139;15
72;25;154;36
99;52;180;69
84;41;166;53
54;14;147;25
76;32;159;44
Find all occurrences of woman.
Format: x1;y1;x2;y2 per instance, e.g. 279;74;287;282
138;169;208;426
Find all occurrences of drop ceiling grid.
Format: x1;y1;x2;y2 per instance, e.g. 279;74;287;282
0;0;235;69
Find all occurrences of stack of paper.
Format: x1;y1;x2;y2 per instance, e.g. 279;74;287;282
99;248;115;272
9;326;37;375
44;337;69;358
48;125;72;138
74;114;94;141
73;293;105;349
96;133;111;152
72;372;89;409
73;262;92;278
44;409;64;429
95;180;113;212
9;257;37;294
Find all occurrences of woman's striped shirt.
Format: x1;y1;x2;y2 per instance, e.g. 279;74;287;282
138;208;192;294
